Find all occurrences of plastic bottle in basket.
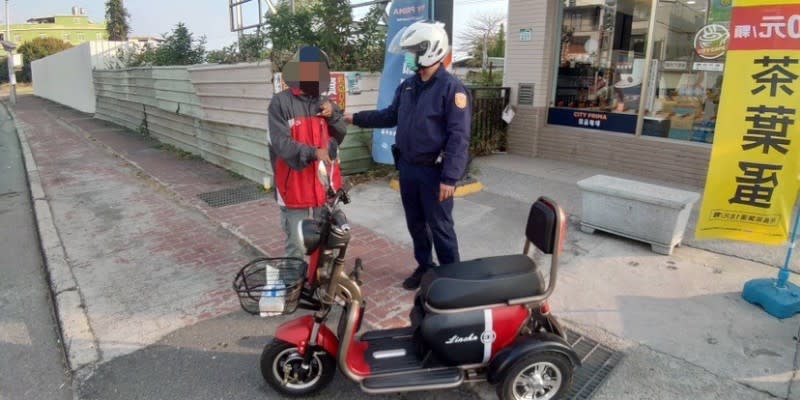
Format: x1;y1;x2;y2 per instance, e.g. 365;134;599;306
259;260;286;317
259;279;286;317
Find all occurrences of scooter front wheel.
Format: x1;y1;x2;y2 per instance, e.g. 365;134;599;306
260;338;336;397
497;352;573;400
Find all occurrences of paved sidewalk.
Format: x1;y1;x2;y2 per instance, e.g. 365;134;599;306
18;96;419;329
12;94;800;399
12;95;421;373
12;97;264;373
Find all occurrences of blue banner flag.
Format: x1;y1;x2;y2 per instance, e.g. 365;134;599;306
371;0;433;164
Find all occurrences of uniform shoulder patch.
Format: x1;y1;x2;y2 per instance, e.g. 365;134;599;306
454;92;468;109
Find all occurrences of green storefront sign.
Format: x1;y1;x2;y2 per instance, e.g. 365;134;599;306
709;0;733;24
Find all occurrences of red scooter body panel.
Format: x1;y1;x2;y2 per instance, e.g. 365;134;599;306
346;304;371;376
275;315;339;357
347;339;370;376
491;305;530;356
306;249;321;286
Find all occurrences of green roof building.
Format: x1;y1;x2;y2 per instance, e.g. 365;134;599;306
2;7;107;55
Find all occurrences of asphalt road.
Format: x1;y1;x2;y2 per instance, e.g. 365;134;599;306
0;110;73;399
78;311;494;400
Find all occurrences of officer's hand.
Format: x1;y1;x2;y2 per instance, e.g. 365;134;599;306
315;148;332;163
343;113;354;124
439;183;456;202
318;101;333;119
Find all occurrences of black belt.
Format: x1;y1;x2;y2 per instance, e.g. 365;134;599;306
392;145;441;168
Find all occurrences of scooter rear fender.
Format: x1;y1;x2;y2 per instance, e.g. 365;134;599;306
487;332;581;384
274;315;339;357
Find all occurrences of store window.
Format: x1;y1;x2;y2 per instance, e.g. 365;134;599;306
550;0;653;133
550;0;732;144
642;0;730;143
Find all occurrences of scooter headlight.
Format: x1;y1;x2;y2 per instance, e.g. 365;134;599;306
297;219;321;255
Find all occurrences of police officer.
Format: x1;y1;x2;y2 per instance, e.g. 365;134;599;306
344;21;471;290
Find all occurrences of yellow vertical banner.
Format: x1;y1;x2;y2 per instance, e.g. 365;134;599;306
695;0;800;244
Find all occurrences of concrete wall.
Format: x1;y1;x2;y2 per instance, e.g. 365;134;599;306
31;41;129;114
93;64;380;185
32;43;94;113
537;125;711;188
503;0;561;157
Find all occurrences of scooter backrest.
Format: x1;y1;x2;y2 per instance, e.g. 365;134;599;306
525;197;559;255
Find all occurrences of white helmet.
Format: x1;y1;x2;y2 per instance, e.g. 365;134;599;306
399;20;450;68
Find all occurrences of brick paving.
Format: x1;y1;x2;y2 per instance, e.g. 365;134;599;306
20;96;417;329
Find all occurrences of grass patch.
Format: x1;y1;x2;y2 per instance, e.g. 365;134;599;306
228;169;246;180
152;142;202;160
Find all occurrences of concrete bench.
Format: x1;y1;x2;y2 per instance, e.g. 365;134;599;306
576;175;700;255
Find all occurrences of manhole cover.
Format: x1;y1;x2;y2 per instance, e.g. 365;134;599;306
197;185;268;208
565;329;623;399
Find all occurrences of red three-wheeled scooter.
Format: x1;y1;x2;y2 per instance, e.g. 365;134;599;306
234;161;579;400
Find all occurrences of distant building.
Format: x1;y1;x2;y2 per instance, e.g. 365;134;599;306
127;36;165;49
2;6;107;55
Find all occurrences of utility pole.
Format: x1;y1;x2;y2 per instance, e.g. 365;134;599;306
5;0;16;105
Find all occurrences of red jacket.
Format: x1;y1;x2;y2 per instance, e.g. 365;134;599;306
268;88;347;208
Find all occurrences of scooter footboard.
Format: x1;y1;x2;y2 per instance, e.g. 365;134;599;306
274;315;339;357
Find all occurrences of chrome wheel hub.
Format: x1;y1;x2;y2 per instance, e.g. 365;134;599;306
512;361;562;400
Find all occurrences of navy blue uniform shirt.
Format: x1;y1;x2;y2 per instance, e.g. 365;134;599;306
353;66;472;185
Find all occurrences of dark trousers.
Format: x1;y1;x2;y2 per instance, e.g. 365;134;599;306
398;159;460;268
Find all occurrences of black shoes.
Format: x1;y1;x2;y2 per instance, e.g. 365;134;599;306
402;265;429;290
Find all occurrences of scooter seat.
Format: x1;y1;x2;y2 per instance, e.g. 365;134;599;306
420;254;545;310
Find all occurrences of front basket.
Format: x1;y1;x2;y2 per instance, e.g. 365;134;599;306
232;257;307;315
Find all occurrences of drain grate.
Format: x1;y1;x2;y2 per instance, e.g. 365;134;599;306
197;185;268;208
564;329;623;399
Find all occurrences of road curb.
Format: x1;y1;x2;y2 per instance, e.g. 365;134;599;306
4;103;101;373
389;176;484;197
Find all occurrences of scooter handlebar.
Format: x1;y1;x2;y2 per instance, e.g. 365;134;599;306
332;209;350;231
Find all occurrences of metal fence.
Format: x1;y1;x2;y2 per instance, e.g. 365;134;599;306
468;86;511;155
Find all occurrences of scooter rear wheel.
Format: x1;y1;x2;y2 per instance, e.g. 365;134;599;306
497;352;572;400
260;338;336;397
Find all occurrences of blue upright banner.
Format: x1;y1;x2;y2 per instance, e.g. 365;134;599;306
372;0;433;164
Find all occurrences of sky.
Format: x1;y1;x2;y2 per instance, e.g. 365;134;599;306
7;0;506;54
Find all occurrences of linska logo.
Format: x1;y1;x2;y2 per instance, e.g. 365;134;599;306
445;333;478;344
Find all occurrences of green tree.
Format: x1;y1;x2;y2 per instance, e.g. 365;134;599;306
263;2;322;70
152;23;206;65
490;23;506;58
114;23;206;67
105;0;131;41
352;5;387;72
17;37;73;81
112;42;157;68
458;14;505;68
208;33;269;64
263;1;386;72
312;0;355;69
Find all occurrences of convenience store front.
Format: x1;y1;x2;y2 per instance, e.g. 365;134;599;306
504;0;736;187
